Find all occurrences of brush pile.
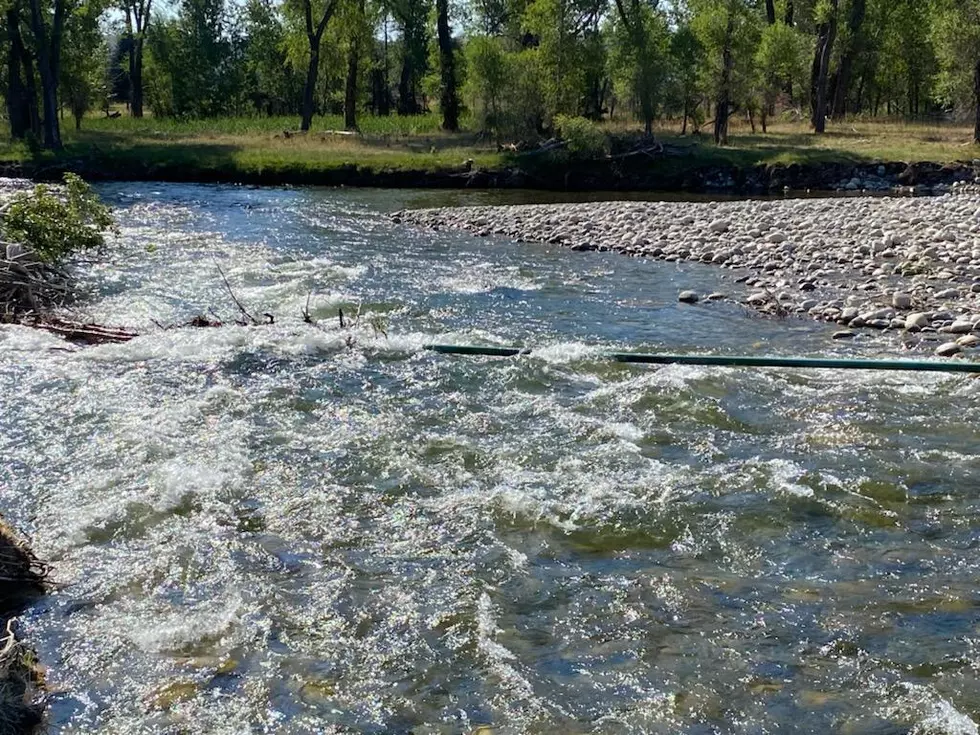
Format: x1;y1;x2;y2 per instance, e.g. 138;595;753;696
0;174;118;342
0;519;47;735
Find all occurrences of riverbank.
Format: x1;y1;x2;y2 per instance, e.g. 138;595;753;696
2;117;980;194
397;190;980;356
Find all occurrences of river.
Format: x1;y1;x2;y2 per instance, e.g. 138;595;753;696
1;182;978;734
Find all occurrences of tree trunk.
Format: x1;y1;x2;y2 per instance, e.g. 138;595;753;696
614;0;653;136
785;0;793;25
811;0;837;134
344;38;358;130
714;12;734;145
765;0;775;25
131;40;145;117
830;0;864;120
27;0;65;149
301;43;319;131
299;0;336;131
436;0;459;131
5;6;30;140
974;58;980;145
21;50;41;137
397;56;416;115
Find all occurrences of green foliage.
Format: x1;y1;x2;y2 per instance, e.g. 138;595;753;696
523;0;604;121
464;39;544;140
145;0;247;117
1;175;115;263
554;114;608;158
608;1;671;129
242;0;303;115
931;0;980;114
755;21;809;108
690;0;763;109
60;4;108;130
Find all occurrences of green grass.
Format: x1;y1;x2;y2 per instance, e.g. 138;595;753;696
1;112;977;185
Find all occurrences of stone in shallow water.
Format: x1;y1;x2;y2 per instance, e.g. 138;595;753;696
892;292;913;310
833;330;856;340
905;313;930;330
957;334;980;347
678;290;700;304
935;341;962;357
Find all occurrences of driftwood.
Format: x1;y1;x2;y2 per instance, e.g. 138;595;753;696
0;250;74;319
21;317;138;345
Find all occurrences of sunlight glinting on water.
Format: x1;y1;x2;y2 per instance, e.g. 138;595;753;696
0;183;978;733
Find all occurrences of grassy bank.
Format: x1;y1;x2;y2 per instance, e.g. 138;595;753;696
0;114;977;186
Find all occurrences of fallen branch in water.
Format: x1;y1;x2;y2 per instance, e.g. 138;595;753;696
214;261;259;326
20;316;139;344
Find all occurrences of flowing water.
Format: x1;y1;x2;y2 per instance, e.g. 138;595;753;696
1;183;979;734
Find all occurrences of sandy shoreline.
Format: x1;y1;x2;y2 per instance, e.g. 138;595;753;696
396;189;980;356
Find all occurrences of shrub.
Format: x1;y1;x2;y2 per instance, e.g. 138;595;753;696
1;174;115;263
554;114;609;159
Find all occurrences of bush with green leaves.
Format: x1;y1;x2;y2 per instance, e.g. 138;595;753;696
554;114;609;159
1;174;115;263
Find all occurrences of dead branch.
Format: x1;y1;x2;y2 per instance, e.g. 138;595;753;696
214;261;259;325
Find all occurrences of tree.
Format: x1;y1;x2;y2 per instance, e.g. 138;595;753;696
242;0;301;115
60;1;107;128
609;0;669;135
4;0;40;140
342;0;368;129
523;0;605;123
121;0;152;117
389;0;430;114
666;22;703;134
436;0;459;130
691;0;761;144
810;0;838;132
829;0;865;119
755;20;808;130
932;0;980;143
27;0;72;148
464;34;507;139
289;0;340;130
145;0;243;117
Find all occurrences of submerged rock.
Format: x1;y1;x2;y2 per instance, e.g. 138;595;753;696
678;290;700;304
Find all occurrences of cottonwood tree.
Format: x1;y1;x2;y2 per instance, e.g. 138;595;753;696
435;0;459;130
691;0;761;144
828;0;864;118
809;0;837;132
61;1;106;128
609;0;669;135
242;0;301;115
754;20;808;130
932;0;980;143
523;0;606;121
4;0;41;140
287;0;340;129
121;0;151;117
27;0;75;148
388;0;429;114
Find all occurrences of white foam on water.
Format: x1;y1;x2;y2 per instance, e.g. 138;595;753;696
766;458;815;498
529;341;604;364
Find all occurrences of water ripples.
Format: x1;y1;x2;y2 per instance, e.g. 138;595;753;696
0;183;978;733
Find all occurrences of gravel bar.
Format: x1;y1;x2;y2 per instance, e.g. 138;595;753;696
396;186;980;357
